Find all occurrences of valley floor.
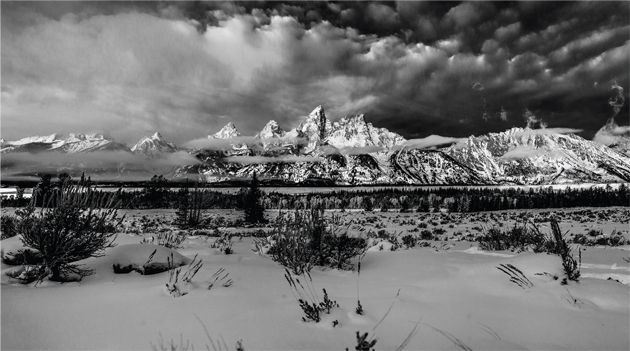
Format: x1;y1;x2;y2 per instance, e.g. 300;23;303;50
2;207;629;351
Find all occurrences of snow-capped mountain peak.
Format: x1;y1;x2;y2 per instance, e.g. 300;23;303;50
209;122;241;139
445;127;630;184
291;106;333;153
299;106;332;139
327;114;406;150
9;133;60;145
256;120;286;139
55;133;128;153
0;132;130;154
131;132;177;158
3;105;629;186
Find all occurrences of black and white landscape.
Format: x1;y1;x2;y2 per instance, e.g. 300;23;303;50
3;104;630;184
1;2;629;351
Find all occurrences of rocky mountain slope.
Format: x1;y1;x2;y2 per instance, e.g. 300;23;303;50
444;128;630;184
1;133;130;154
2;106;629;185
1;132;177;180
130;132;178;159
176;106;630;185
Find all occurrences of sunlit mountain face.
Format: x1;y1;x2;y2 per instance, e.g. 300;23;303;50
3;106;629;185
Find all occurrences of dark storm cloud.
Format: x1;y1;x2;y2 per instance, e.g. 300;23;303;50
1;1;628;145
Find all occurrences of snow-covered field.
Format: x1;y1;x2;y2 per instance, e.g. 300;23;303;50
2;208;629;351
0;188;33;199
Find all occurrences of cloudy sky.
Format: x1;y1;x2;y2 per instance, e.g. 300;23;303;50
2;1;628;146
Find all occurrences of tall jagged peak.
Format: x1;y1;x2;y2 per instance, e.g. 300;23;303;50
134;132;167;144
310;105;324;118
298;105;332;140
341;114;367;123
209;122;241;139
326;113;406;150
335;114;370;130
265;119;279;127
256;120;286;139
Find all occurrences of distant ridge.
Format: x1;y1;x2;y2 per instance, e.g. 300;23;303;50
3;106;630;185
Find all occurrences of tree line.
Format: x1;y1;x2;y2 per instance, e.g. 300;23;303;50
2;173;627;212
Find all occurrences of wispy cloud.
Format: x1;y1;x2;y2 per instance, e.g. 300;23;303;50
183;134;312;150
400;135;463;149
513;128;583;137
1;150;200;168
223;155;322;164
593;125;630;146
183;137;257;150
339;146;385;154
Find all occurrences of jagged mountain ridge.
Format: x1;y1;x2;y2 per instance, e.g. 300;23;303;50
1;133;130;154
131;132;178;159
255;120;286;140
1;132;178;180
209;122;241;139
177;106;630;185
2;106;630;184
445;128;630;184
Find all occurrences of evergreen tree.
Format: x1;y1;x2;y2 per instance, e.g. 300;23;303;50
417;197;430;212
400;198;410;213
175;187;191;228
380;198;390;212
363;197;373;212
78;172;92;187
174;183;205;229
244;172;266;224
143;175;169;208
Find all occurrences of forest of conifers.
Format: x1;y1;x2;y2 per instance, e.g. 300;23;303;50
3;174;627;212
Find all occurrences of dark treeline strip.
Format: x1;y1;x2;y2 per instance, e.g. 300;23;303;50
3;181;627;212
258;185;629;212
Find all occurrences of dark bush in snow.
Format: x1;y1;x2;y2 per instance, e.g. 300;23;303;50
1;215;19;240
268;209;367;274
6;185;121;284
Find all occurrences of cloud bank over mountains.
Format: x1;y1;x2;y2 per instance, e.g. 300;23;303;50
1;1;628;145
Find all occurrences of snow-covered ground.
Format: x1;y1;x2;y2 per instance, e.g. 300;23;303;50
0;188;33;199
2;208;629;351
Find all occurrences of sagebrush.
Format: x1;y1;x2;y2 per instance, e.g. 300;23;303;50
6;185;121;284
268;209;367;274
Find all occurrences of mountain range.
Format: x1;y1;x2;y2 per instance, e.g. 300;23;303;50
2;106;629;185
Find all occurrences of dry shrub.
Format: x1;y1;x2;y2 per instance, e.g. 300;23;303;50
6;185;121;284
